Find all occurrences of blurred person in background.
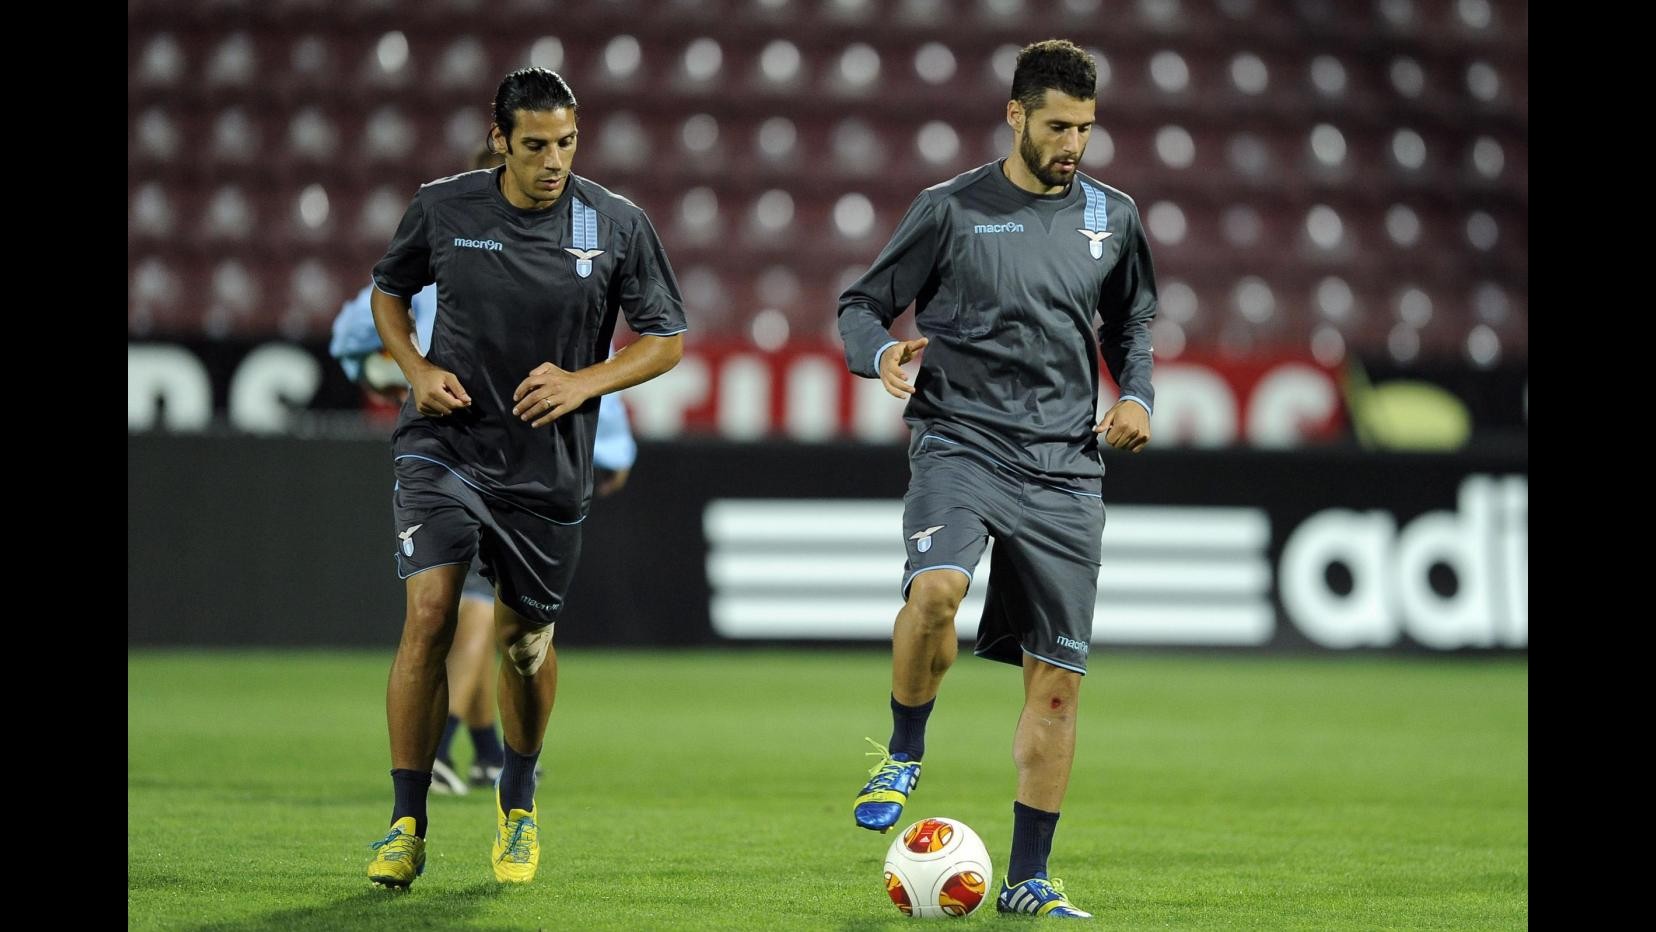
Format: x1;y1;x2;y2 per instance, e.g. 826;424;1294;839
363;66;684;888
839;39;1156;920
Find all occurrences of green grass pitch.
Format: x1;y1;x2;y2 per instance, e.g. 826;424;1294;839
129;649;1526;930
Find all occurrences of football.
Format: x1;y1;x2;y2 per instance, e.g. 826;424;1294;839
882;817;993;918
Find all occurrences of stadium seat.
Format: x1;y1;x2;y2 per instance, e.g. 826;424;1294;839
128;3;1527;361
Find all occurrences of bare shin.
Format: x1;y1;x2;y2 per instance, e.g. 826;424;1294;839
892;570;969;706
1013;658;1082;811
495;601;558;755
387;564;466;770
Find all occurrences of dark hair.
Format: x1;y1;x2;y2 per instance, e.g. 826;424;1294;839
1009;39;1097;113
491;67;578;149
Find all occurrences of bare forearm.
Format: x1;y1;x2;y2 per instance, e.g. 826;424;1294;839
369;288;430;380
576;333;684;397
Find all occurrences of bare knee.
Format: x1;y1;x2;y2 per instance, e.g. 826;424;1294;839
1026;664;1082;717
906;571;969;632
401;596;457;660
499;622;556;677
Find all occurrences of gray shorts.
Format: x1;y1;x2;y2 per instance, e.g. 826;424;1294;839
902;432;1104;674
391;455;581;626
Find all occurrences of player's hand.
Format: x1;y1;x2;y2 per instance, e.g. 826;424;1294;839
409;366;472;417
595;467;630;497
879;338;929;399
1095;399;1150;452
513;362;591;427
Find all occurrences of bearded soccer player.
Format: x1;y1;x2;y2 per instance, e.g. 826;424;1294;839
840;39;1157;919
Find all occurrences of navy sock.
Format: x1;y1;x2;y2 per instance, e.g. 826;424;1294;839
434;715;461;764
390;768;433;837
498;741;540;814
889;694;935;762
1008;801;1060;884
470;724;504;766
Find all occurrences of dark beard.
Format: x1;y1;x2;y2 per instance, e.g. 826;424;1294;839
1019;126;1072;189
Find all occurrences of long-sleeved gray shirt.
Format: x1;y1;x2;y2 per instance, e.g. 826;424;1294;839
838;160;1158;489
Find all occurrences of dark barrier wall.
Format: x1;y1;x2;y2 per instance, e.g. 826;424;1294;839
128;436;1526;651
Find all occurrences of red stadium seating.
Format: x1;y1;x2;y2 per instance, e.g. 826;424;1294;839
129;0;1527;365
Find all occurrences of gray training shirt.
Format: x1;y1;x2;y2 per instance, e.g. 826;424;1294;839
374;166;686;522
838;160;1157;489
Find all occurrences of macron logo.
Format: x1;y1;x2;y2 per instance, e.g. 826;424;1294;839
454;237;504;251
1056;635;1090;654
519;594;556;613
973;222;1025;234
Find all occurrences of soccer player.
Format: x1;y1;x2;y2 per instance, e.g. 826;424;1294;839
330;217;639;795
839;40;1156;919
364;67;685;888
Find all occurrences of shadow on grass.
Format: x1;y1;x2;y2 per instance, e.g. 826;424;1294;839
188;880;507;932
